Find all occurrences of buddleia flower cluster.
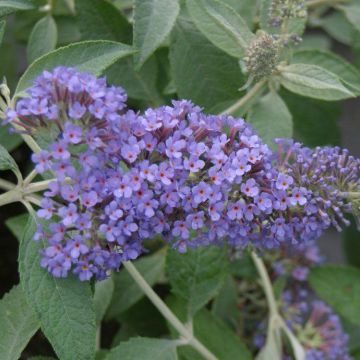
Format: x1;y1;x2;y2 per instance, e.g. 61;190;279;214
268;0;307;28
3;67;360;281
239;242;352;359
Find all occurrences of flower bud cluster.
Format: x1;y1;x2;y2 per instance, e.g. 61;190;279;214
4;68;360;281
268;0;307;29
244;32;280;82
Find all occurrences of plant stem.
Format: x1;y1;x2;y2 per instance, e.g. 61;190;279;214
0;178;15;191
25;179;54;194
220;80;267;116
123;261;218;360
23;169;38;186
0;188;22;207
250;251;278;317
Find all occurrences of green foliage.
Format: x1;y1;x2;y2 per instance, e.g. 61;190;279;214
0;19;5;45
343;218;360;268
133;0;180;69
18;217;97;360
169;16;245;112
0;143;20;176
106;337;179;360
247;91;293;147
309;265;360;327
27;15;57;64
16;40;136;93
107;251;166;318
166;246;229;319
94;277;114;325
5;213;29;240
279;63;355;100
167;296;252;360
0;285;40;360
0;0;35;18
186;0;254;58
341;3;360;33
76;0;132;43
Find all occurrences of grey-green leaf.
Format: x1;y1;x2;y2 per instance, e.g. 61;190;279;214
0;125;22;152
166;246;228;319
76;0;132;43
105;337;178;360
0;143;20;175
0;285;40;360
94;277;114;325
18;217;97;360
292;49;360;94
186;0;254;58
279;63;355;100
0;20;5;45
169;16;245;112
16;40;136;94
5;213;29;240
247;92;292;148
341;4;360;33
134;0;179;69
27;16;57;64
106;251;166;318
309;265;360;327
0;0;35;18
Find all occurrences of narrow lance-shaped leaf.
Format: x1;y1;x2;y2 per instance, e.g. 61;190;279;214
27;16;58;64
18;217;97;360
0;20;5;46
0;285;40;360
186;0;254;58
16;40;136;94
341;3;360;33
0;0;35;18
279;63;355;101
133;0;180;69
247;91;293;148
292;49;360;95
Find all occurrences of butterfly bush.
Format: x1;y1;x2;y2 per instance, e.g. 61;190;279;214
4;67;360;281
250;242;351;359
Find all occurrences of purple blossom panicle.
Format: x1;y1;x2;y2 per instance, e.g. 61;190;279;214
5;67;360;281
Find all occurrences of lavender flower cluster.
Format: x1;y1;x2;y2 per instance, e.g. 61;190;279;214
4;67;360;281
251;242;351;359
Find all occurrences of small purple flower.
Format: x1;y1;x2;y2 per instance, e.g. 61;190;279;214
241;179;259;197
157;163;174;185
114;176;133;198
276;173;294;190
256;193;273;213
37;198;55;219
172;221;190;239
68;102;86;119
184;156;205;173
290;187;307;206
209;202;224;221
66;238;89;259
63;122;82;144
50;141;70;160
165;137;186;158
88;99;106;119
187;211;205;230
32;150;51;173
121;141;140;163
292;266;309;281
227;201;243;220
193;182;210;204
58;203;79;226
99;223;120;242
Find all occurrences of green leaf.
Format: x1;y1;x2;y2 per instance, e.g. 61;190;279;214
186;0;254;58
133;0;179;69
341;4;360;33
105;337;178;360
309;265;360;327
343;218;360;268
247;91;293;148
5;213;29;240
106;251;166;318
76;0;132;43
0;125;22;152
16;40;136;94
105;55;163;104
18;217;97;360
292;49;360;94
280;89;341;147
297;34;331;51
169;16;245;112
166;246;228;319
0;143;20;175
0;20;5;45
318;11;358;46
94;277;114;325
28;357;57;360
279;63;355;100
27;15;57;64
167;296;252;360
0;0;35;18
0;285;40;360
